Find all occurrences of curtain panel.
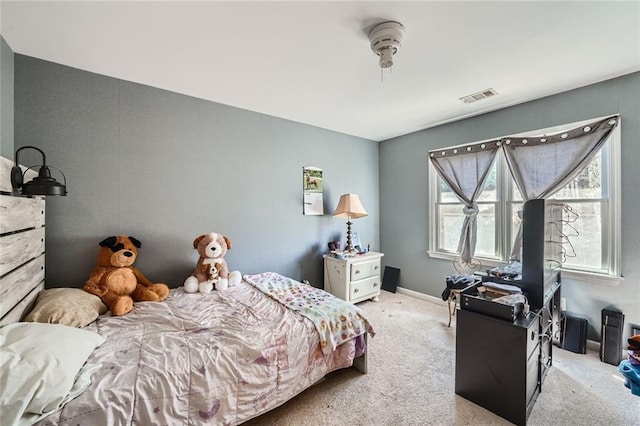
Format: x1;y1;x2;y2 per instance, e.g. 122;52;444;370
502;115;619;260
429;141;501;263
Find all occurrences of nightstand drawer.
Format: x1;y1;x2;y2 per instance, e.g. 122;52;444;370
350;275;380;299
350;259;381;281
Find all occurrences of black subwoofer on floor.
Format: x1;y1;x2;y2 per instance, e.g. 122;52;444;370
600;308;624;365
561;313;588;354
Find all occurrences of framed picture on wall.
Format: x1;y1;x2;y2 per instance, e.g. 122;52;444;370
303;166;324;215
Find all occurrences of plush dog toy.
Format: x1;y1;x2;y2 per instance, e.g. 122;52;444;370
83;236;170;316
184;232;241;293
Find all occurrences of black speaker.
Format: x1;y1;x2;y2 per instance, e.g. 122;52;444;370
600;308;624;365
561;314;588;354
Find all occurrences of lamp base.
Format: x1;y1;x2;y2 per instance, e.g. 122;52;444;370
345;220;355;252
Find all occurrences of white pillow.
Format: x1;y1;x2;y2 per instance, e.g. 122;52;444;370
0;322;105;425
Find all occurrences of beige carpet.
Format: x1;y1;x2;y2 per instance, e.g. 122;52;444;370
244;289;639;425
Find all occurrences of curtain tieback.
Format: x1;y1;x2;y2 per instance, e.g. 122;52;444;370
463;204;479;218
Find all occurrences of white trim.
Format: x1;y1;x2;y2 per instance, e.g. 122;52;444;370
427;250;623;285
610;122;622;277
560;268;623;285
587;339;600;352
428;161;439;252
584;340;628;362
427;250;503;269
396;286;446;306
498;154;513;260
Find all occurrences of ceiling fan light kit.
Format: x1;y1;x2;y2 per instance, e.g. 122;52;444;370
368;21;405;69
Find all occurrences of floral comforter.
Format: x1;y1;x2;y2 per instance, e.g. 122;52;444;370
244;272;375;354
36;276;363;426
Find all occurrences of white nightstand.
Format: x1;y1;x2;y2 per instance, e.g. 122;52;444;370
323;252;384;303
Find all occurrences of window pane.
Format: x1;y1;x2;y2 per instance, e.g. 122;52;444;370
438;203;496;256
511;202;523;248
560;201;603;271
512;182;523;201
476;204;496;257
438;204;463;251
438;163;497;203
439;178;458;203
552;151;602;200
478;164;497;202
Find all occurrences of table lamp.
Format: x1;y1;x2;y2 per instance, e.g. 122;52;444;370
333;193;368;253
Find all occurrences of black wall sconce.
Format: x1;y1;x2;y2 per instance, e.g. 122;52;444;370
10;146;67;196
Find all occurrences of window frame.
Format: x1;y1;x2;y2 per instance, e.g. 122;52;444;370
427;117;622;284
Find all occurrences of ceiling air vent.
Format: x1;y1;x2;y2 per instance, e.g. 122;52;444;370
459;88;499;104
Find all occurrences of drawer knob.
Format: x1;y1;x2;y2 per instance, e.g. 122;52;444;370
354;288;359;293
373;282;378;287
374;266;379;270
355;269;361;274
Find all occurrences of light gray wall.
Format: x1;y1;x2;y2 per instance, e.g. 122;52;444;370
0;36;14;158
380;72;640;340
14;55;380;289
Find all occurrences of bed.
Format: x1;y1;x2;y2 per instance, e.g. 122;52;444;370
0;155;373;426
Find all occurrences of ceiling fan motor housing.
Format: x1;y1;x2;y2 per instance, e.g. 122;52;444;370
368;21;405;68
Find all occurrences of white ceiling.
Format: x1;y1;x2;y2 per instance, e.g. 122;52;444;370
1;1;639;141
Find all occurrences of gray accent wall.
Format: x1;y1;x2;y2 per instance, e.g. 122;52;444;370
0;36;14;158
379;72;640;340
14;55;380;289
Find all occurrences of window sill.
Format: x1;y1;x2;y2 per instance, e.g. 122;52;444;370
559;268;623;285
426;251;623;285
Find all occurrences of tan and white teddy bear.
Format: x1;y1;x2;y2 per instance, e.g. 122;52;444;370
83;235;169;315
183;232;241;293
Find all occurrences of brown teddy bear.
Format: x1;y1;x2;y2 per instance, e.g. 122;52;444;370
183;232;241;293
83;235;170;316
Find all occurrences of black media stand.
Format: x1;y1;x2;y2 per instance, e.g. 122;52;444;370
455;283;560;425
454;199;564;425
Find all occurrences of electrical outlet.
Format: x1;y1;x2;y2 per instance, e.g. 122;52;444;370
560;297;567;311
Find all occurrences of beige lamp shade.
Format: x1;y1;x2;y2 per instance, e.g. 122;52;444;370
333;194;368;219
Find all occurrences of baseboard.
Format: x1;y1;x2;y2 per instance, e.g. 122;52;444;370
585;339;628;362
396;286;446;306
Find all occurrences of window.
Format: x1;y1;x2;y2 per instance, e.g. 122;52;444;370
429;117;621;279
436;164;499;257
